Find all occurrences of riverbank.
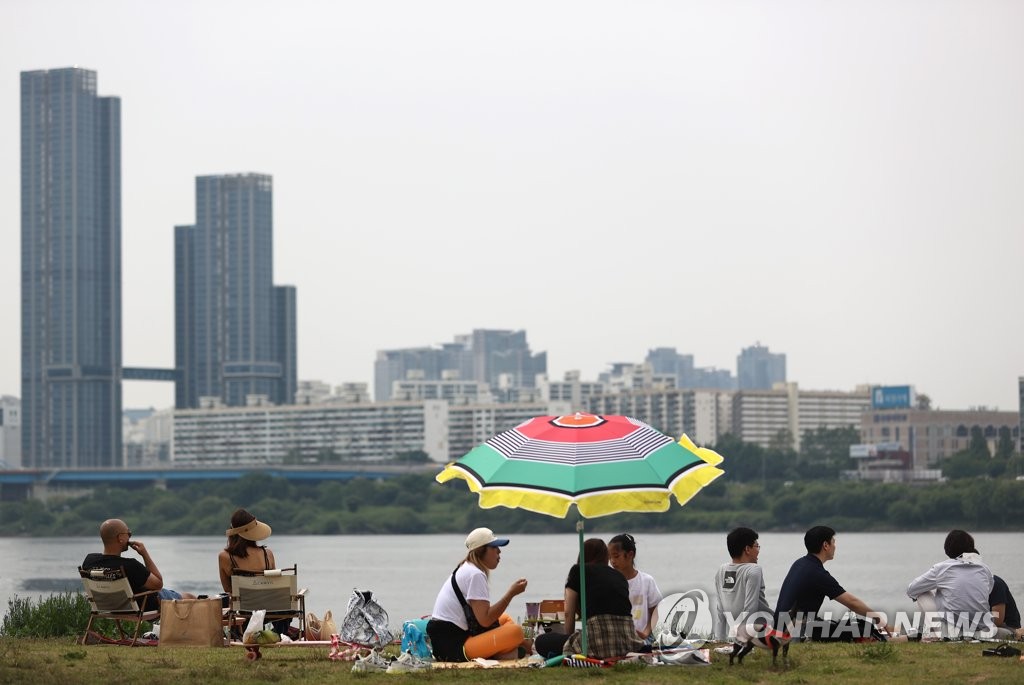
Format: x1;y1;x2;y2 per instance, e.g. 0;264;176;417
2;473;1023;538
1;638;1022;684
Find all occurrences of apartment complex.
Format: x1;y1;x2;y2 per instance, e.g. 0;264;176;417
729;383;871;452
172;399;571;466
374;330;545;402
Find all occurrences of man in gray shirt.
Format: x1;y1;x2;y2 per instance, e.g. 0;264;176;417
714;527;771;640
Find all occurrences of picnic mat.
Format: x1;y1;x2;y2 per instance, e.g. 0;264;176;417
432;657;533;669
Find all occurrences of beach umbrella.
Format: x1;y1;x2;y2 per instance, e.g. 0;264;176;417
436;412;725;656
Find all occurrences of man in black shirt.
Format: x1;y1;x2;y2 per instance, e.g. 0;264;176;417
81;518;194;611
990;575;1023;640
774;525;894;641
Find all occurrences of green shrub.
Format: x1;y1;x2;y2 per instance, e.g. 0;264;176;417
2;591;152;640
2;592;92;638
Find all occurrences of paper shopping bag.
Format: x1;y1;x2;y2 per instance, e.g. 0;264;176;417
159;597;225;647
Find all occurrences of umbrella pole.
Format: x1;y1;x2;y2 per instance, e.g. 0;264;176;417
577;519;588;656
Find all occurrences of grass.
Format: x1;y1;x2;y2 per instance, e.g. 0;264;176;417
1;639;1022;685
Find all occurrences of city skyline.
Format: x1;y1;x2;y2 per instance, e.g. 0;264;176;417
1;1;1022;413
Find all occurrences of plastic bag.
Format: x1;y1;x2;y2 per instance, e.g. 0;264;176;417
339;590;394;646
322;610;337;638
242;609;267;644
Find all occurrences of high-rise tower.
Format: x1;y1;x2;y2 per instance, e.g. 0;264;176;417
21;68;122;467
175;174;296;408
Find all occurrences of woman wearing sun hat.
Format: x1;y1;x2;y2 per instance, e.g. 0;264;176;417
218;508;292;634
426;527;530;661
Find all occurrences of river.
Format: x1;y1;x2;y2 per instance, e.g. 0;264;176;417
3;532;1022;631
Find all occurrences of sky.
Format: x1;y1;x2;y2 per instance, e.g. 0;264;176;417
2;0;1022;412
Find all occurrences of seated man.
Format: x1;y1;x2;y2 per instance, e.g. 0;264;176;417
906;529;994;639
81;518;194;610
714;526;771;641
775;525;895;642
989;574;1024;641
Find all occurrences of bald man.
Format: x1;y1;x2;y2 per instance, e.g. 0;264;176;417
81;518;194;610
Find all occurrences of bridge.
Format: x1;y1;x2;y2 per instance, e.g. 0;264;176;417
0;463;439;501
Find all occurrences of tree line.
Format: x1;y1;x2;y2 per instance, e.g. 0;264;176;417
1;463;1021;538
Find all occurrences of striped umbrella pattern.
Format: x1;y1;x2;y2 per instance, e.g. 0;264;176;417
436;413;725;519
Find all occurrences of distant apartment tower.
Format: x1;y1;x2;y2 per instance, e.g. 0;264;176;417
374;330;545;402
736;343;786;390
175;174;297;408
21;68;122;467
645;347;735;390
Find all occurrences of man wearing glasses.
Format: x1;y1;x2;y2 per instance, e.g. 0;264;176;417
82;518;194;610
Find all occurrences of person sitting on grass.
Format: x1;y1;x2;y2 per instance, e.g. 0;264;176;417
426;528;530;662
989;575;1023;641
714;526;771;641
907;529;994;640
775;525;897;642
535;538;644;660
608;533;663;644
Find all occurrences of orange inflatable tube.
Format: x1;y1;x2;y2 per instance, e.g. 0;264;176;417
463;614;524;659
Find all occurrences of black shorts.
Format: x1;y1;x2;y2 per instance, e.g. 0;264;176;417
426;619;469;662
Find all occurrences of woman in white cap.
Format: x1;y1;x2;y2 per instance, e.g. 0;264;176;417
219;508;291;635
426;527;529;662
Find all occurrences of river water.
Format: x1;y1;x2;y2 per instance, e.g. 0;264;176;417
3;532;1022;631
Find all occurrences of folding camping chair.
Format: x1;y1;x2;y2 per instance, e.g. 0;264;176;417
78;566;161;646
227;565;307;638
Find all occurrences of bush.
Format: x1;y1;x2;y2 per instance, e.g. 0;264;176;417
2;591;151;640
2;592;91;638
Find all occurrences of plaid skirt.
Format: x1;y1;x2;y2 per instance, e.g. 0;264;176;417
563;614;643;660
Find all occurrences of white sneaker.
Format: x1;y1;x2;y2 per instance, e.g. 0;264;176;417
386;651;432;673
351;648;391;673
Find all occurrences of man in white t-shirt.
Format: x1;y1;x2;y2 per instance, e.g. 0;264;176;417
714;526;771;641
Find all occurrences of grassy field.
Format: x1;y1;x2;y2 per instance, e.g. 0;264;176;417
1;639;1023;685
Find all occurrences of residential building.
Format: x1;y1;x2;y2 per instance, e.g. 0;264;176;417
0;396;22;468
175;174;297;409
736;343;786;390
645;347;735;390
21;68;122;467
860;408;1020;470
374;330;545;402
172;398;571;465
731;383;871;452
538;371;607;409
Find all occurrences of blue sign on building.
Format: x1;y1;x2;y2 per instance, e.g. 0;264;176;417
872;385;915;410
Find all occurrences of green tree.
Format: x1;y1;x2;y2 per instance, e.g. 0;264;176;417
968;426;989;458
995;427;1015;459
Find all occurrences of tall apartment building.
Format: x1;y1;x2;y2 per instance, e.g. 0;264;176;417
21;68;122;467
175;174;297;408
736;343;786;390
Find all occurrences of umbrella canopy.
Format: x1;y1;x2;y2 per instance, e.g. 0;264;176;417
436;412;725;518
436;412;725;659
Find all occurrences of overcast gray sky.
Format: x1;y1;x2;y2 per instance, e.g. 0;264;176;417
2;0;1022;411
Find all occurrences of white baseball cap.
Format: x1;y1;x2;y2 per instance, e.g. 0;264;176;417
465;527;510;551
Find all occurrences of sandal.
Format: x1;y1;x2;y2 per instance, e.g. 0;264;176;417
982;643;1021;657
